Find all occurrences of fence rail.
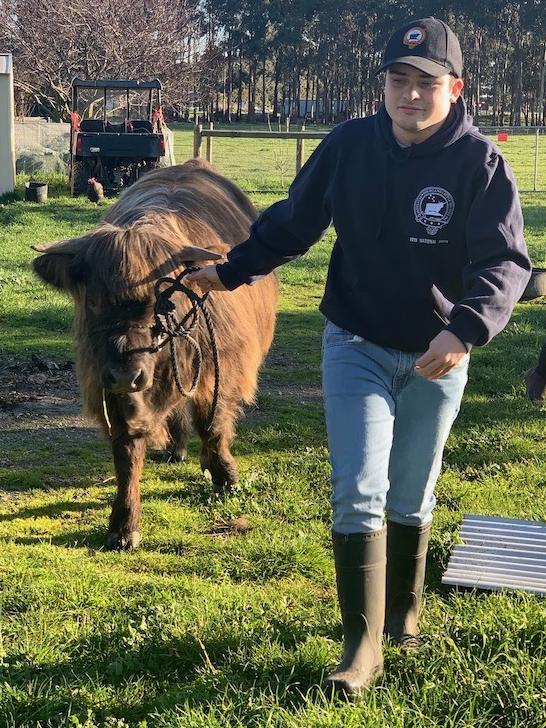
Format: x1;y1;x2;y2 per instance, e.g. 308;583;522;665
193;122;546;192
478;126;544;192
12;119;546;193
193;123;329;173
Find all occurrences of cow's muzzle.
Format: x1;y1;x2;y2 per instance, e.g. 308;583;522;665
103;366;150;394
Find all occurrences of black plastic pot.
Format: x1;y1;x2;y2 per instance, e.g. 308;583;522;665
25;181;48;203
520;268;546;301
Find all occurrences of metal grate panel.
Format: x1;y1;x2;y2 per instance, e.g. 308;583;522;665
442;514;546;596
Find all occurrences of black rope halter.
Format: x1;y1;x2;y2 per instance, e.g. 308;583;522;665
151;267;220;432
91;267;220;433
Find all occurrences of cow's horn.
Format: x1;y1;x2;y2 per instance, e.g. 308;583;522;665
31;236;86;255
181;245;223;262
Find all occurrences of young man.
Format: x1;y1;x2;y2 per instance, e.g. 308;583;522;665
188;18;531;696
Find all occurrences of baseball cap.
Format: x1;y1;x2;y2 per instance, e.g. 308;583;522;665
377;17;463;78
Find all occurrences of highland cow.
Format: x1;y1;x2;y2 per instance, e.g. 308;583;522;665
33;160;278;550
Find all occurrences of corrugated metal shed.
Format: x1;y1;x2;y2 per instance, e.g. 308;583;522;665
442;514;546;596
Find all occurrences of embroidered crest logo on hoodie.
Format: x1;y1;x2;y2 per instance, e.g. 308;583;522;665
414;187;455;235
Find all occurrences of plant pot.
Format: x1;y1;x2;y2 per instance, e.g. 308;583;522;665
25;181;48;203
520;267;546;301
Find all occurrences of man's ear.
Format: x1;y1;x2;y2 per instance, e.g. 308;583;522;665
450;77;464;103
32;236;88;291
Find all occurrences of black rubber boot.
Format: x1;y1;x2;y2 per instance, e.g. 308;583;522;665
384;520;431;650
324;528;386;698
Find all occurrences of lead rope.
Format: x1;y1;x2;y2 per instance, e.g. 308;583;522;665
153;267;220;432
102;389;112;438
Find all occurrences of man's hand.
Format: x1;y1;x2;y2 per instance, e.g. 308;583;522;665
185;265;228;293
415;330;468;380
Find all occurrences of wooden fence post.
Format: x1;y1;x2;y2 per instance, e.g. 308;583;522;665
206;121;213;163
193;123;203;158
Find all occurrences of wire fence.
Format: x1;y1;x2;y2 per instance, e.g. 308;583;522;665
478;126;545;192
14;119;70;175
13;120;546;194
13;119;176;176
183;123;546;194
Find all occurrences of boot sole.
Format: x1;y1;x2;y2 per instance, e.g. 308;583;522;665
322;663;383;700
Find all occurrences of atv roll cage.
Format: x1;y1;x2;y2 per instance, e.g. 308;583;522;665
69;78;166;196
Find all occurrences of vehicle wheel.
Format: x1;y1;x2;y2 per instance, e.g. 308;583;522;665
136;160;160;179
71;160;89;197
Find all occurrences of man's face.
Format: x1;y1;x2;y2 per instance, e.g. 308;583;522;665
384;64;463;143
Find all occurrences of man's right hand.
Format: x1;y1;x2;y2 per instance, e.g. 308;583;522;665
186;265;228;293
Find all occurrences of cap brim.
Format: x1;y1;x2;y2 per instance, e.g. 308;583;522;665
375;57;452;77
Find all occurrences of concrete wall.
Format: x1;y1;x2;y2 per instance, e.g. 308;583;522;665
0;54;15;196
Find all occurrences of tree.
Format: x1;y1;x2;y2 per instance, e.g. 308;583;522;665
0;0;206;120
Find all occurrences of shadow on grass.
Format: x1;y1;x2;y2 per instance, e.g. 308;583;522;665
0;426;109;490
0;200;103;232
0;498;107;524
8;527;108;550
522;206;546;236
1;624;331;724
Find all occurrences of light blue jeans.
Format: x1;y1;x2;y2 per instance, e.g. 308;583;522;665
322;320;469;534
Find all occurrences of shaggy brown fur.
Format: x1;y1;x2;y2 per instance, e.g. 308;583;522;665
33;160;278;550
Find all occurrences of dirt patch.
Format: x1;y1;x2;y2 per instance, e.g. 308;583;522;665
0;354;86;429
261;382;322;406
0;354;322;443
262;349;322;406
264;349;300;369
209;515;251;537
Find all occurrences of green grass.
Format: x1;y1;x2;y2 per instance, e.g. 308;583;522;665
0;142;546;726
170;123;546;194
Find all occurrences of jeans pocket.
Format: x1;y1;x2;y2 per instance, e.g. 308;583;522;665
323;320;362;348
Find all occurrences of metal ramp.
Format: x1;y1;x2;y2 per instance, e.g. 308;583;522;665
442;514;546;596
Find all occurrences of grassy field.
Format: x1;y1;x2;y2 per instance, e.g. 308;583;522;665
1;131;546;727
170;122;546;194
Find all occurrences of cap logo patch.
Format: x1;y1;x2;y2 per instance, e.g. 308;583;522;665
403;27;426;49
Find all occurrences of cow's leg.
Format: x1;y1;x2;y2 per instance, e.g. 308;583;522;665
166;401;192;463
106;430;146;551
192;398;238;490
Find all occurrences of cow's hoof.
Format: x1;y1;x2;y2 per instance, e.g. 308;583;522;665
166;448;187;464
200;454;237;490
211;464;238;491
105;530;141;551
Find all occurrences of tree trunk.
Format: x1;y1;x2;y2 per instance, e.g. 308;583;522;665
322;75;328;124
236;52;243;120
248;59;255;122
538;39;546;126
474;33;482;124
304;64;310;119
512;30;523;126
273;58;280;119
226;48;233;122
262;56;266;119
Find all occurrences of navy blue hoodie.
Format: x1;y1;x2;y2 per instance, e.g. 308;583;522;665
217;98;531;352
